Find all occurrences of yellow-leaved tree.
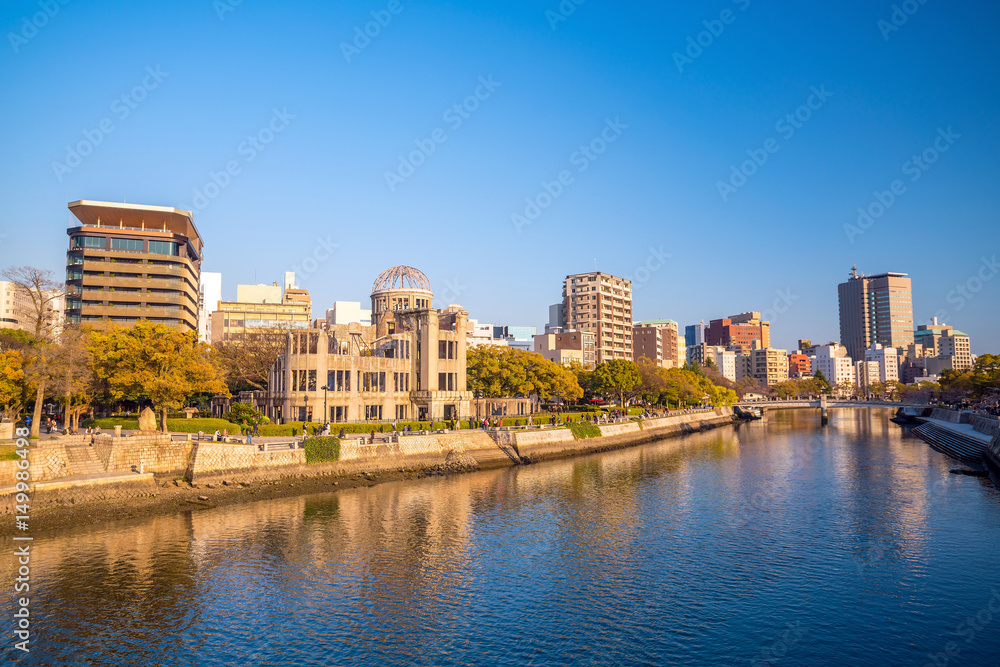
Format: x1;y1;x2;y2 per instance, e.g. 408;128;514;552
89;322;229;432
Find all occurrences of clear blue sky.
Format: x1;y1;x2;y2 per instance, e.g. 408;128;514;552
2;0;998;353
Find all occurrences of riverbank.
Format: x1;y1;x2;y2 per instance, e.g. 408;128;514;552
1;408;735;535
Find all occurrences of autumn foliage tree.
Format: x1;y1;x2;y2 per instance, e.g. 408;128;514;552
88;322;229;432
592;359;643;408
466;345;583;403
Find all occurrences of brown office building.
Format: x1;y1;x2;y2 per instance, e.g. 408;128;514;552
838;267;913;362
706;311;771;353
65;200;202;332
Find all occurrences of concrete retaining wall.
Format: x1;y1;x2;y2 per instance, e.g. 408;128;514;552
931;408;966;423
186;442;306;483
970;414;1000;437
0;473;158;515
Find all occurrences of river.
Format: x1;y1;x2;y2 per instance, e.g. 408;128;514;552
4;408;1000;665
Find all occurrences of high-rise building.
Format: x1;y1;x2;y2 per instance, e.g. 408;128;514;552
685;322;706;347
198;272;222;343
838;266;913;361
633;320;683;368
563;272;633;364
64;200;202;332
706;311;771;353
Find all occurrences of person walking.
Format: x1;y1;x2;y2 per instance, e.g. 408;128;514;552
253;421;260;437
246;429;252;446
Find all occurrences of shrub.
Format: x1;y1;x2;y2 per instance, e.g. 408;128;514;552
90;417;243;434
304;436;340;464
567;422;601;439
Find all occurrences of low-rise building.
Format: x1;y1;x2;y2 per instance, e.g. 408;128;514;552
326;301;372;327
264;265;476;423
788;352;812;378
210;275;312;344
533;330;596;368
864;344;900;384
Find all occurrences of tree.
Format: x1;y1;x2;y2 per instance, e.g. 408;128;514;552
2;266;65;437
592;359;642;408
813;370;832;393
467;346;582;403
89;322;229;432
48;326;94;431
214;329;291;393
0;349;28;421
224;402;267;427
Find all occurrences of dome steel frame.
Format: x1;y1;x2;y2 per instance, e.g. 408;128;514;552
371;265;432;295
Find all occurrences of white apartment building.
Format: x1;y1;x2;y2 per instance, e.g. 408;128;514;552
810;344;855;387
864;343;900;383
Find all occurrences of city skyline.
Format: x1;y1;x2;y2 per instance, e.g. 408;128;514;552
2;0;998;353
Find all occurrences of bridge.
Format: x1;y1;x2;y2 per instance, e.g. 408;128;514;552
733;398;927;409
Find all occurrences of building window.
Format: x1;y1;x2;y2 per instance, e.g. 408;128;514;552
365;405;383;420
72;236;104;249
148;240;179;256
439;340;447;359
111;238;143;251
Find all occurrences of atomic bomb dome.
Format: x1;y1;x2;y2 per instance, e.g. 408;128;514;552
371;265;432;296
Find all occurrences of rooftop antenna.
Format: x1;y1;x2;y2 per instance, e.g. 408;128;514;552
593;258;598;272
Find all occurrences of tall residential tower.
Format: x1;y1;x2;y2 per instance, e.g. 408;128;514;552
562;271;633;364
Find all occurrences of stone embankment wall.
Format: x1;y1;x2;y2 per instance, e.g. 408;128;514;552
931;408;967;423
970;414;1000;438
0;409;736;511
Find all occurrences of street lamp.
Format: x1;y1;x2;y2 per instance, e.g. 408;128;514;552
320;385;329;426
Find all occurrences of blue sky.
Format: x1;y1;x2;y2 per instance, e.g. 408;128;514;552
2;0;998;353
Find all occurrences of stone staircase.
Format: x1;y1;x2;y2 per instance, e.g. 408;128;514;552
65;446;107;476
911;423;986;464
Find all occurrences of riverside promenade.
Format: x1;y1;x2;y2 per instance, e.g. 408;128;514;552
904;408;1000;476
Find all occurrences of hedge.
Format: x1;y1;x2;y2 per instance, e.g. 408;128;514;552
89;417;243;434
304;437;341;464
567;422;602;440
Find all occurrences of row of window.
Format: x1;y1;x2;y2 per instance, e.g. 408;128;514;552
71;236;180;255
293;369;414;393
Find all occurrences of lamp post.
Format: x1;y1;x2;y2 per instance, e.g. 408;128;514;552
320;385;329;426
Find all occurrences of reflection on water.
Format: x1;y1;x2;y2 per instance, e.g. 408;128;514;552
4;409;1000;665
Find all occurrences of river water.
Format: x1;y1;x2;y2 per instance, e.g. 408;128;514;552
4;408;1000;666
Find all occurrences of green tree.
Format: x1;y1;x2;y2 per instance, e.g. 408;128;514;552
813;370;832;393
89;322;229;432
592;359;642;408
